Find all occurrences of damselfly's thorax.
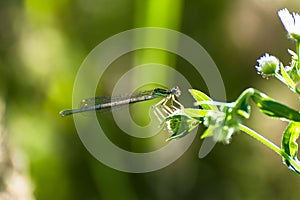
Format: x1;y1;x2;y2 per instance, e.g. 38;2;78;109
152;86;181;98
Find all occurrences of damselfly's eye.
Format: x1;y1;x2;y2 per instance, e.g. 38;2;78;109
171;86;181;97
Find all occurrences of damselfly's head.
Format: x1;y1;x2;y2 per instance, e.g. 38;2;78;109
171;86;181;97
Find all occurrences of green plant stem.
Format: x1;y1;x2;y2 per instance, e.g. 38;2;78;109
239;124;300;172
297;40;300;72
239;124;282;155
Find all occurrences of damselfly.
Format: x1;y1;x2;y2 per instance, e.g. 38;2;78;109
59;86;183;118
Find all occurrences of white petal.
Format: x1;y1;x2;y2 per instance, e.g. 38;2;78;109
278;8;300;37
278;8;294;33
293;12;300;34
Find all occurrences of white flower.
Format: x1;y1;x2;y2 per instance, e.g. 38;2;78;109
255;53;280;76
278;8;300;40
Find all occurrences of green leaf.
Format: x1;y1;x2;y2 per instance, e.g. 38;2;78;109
236;99;250;119
251;91;300;122
183;108;210;118
282;121;300;159
201;125;215;139
280;65;296;90
164;114;200;141
282;121;300;174
188;89;218;110
233;88;255;119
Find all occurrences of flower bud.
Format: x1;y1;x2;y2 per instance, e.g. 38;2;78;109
255;53;279;76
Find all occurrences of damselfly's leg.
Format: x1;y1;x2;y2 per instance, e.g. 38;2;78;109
152;96;173;123
170;95;184;110
152;98;167;122
153;107;166;123
152;94;184;123
161;96;174;115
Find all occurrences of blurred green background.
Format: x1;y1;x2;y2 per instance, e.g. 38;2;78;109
1;0;300;199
